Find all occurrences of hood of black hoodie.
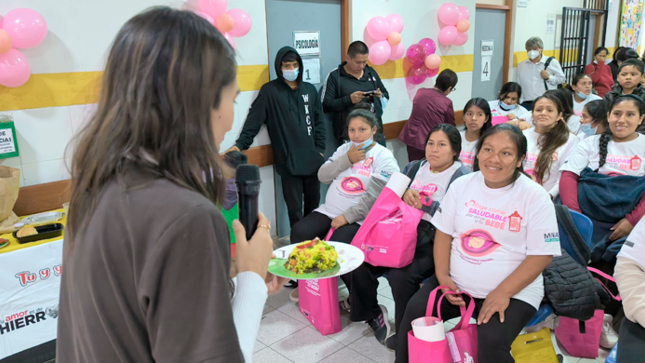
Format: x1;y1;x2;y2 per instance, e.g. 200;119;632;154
274;46;303;84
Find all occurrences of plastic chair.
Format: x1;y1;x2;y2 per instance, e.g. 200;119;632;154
606;341;618;363
526;208;594;328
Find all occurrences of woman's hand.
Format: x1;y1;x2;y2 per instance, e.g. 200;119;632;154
478;288;511;325
265;269;289;295
234;213;274;280
403;189;423;210
347;143;367;164
437;274;465;307
506;113;518;121
331;215;349;229
518;120;532;130
610;218;634;241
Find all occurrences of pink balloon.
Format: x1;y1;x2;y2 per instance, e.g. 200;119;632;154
198;0;228;20
425;54;441;69
195;11;215;25
227;9;252;37
1;8;48;49
389;43;405;61
406;65;428;85
457;19;470;33
368;40;391;66
406;44;427;66
418;38;436;55
438;26;458;45
438;3;460;26
386;14;404;33
0;30;12;54
427;67;439;78
458;6;471;20
454;32;469;46
224;33;236;50
366;17;391;41
388;32;401;46
0;48;31;88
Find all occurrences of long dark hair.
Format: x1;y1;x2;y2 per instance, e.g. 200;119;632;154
67;8;237;245
545;89;574;122
473;124;528;184
598;95;645;170
532;93;570;184
566;73;592;94
584;100;608;128
424;124;462;162
347;103;378;130
463;98;492;137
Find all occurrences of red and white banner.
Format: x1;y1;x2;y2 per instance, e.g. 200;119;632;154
0;239;63;359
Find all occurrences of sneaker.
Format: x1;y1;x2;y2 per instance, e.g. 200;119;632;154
340;297;351;313
366;304;391;344
385;334;397;352
289;288;299;302
285;279;298;288
600;314;618;349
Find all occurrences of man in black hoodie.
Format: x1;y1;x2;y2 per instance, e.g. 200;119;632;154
322;41;389;146
227;47;326;228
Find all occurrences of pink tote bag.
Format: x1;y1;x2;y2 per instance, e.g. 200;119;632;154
555;267;621;358
351;186;424;268
408;286;478;363
298;229;342;336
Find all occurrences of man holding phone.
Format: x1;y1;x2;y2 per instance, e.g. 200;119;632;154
322;41;389;146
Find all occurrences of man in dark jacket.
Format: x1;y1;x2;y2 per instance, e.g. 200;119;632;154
227;46;325;228
322;41;389;146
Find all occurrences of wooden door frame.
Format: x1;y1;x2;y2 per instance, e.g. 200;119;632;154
476;2;513;84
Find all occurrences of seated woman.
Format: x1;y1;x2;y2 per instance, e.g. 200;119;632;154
585;47;613;97
578;100;608;140
615;217;645;362
289;107;399;295
348;124;469;347
523;93;580;200
395;124;561;363
460;98;493;171
560;95;645;246
488;82;531;130
569;73;602;117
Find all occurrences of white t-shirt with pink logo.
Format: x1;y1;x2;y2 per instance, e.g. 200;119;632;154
488;100;530;120
432;172;561;309
459;130;477;171
572;93;602;117
315;143;400;220
409;161;463;223
560;134;645;176
522;128;580;198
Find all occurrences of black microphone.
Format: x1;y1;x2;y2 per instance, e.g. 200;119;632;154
235;164;261;240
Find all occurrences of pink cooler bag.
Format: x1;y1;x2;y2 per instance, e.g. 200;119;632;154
409;285;478;363
351;186;424;268
555;267;621;358
297;229;342;335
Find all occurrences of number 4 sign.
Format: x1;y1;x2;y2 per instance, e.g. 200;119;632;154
481;56;492;82
0;121;19;159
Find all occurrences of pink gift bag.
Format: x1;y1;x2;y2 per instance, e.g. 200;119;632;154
492;116;508;126
408;286;478;363
351;186;424;268
297;229;342;336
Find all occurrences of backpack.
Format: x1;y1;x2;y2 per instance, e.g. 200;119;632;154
544;56;564;90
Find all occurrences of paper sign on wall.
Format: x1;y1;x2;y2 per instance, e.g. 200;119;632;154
546;16;556;34
0;121;19;159
481;40;494;57
481;57;492;82
518;0;528;7
293;31;321;56
302;57;321;84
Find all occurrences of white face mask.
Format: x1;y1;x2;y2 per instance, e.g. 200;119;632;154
528;50;541;60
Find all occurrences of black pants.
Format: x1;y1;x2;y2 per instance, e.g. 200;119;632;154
520;100;534;111
349;241;434;333
617;318;645;362
280;173;320;228
290;211;361;288
395;275;537;363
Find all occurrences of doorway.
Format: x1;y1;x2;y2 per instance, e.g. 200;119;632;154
471;7;508;100
266;0;342;238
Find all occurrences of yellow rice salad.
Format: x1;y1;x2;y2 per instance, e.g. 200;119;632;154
285;239;339;275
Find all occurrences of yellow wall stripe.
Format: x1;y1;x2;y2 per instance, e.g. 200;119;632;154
373;54;475;80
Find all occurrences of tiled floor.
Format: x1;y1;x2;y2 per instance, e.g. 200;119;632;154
253;278;612;363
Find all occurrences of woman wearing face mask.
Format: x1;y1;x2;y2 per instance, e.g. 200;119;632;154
395;124;561;363
586;47;613;97
578;100;608;140
569;73;602;116
488;82;531;130
462;98;493;170
523;93;580;200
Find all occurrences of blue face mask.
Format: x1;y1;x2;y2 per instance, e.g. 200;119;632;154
499;100;515;111
380;97;388;110
283;68;299;82
580;123;597;137
577;91;588;100
354;138;373;150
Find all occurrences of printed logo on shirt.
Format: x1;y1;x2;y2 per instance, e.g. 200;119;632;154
460;151;475;166
544;232;560;243
351;158;373;177
460;229;501;257
508;211;523;232
464;200;508;230
604;154;641;173
380;170;393;179
411;179;438;206
340;176;365;194
302;94;312;136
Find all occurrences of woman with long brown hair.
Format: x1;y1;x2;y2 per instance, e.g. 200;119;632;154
57;7;277;363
